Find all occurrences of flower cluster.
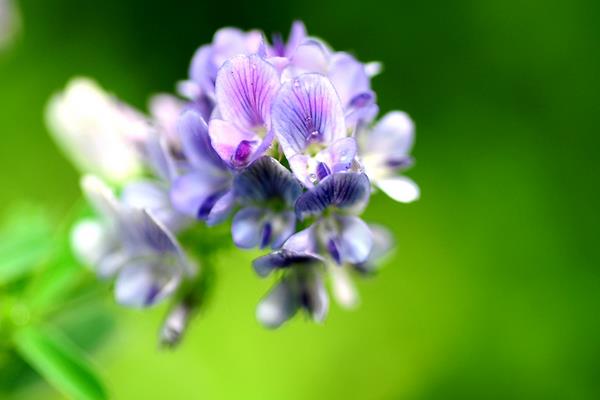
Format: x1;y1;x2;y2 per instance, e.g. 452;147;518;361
46;22;418;336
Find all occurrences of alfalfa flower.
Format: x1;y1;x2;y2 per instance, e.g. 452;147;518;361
231;156;302;249
49;20;418;338
72;175;195;307
271;74;357;187
46;78;149;185
358;111;420;203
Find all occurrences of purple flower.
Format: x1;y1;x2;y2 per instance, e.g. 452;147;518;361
170;110;235;225
264;21;307;74
271;73;357;187
283;38;380;130
231;156;302;249
187;27;264;100
358;111;420;203
255;258;328;329
328;224;395;308
208;54;280;169
255;172;372;272
72;175;194;308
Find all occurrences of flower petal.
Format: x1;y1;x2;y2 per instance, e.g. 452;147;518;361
115;260;182;308
269;211;297;249
272;73;346;156
231;207;265;249
121;180;183;232
205;189;235;226
208;119;260;168
376;176;420;203
233;156;303;206
368;111;415;161
328;52;371;107
80;175;120;225
252;249;320;277
335;215;373;264
286;21;307;56
329;265;359;309
256;278;299;329
295;173;371;219
326;137;357;173
179;110;225;168
70;219;114;269
354;224;395;273
301;271;329;323
215;54;280;129
189;45;217;96
170;171;230;218
288;40;330;74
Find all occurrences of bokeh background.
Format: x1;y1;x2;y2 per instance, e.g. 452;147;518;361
1;0;599;399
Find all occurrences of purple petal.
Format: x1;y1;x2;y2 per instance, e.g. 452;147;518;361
285;21;307;56
212;28;263;67
288;40;330;74
205;189;235;226
328;52;371;107
179;110;225;168
252;249;320;277
115;260;182;308
170;170;230;218
334;215;373;264
208;119;261;168
121;180;185;233
354;224;395;273
269;211;297;249
367;111;415;161
149;94;184;148
345;91;379;130
256;278;299;328
81;175;120;225
300;270;329;323
271;74;346;156
215;54;280;130
282;225;319;255
233;156;302;206
327;137;357;173
295;173;371;219
189;45;217;97
231;207;265;249
144;135;178;182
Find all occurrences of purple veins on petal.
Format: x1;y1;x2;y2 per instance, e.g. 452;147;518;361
327;238;341;265
233;156;303;206
271;73;346;156
316;162;331;180
295;172;371;220
215;54;280;130
260;222;273;249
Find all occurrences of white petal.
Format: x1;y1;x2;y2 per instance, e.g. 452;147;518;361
70;218;113;268
330;266;359;309
377;176;420;203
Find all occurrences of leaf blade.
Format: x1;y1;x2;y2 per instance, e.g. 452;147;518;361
13;326;108;400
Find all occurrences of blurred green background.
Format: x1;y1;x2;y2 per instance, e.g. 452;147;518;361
1;0;599;399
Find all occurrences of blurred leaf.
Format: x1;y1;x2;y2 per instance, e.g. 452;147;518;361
14;326;107;400
0;205;55;285
26;253;82;312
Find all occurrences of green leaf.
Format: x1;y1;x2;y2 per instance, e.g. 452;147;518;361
13;326;107;400
0;205;55;285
